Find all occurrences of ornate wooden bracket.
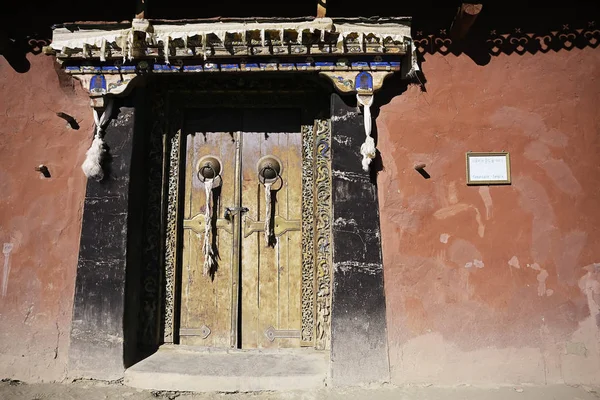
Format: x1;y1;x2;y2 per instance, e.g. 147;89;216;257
73;73;141;107
319;70;392;94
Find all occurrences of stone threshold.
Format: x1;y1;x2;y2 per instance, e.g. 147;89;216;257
124;345;330;392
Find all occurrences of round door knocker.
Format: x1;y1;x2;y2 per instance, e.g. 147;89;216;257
257;155;283;190
197;155;223;186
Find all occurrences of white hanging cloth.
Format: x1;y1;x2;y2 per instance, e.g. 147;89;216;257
407;39;420;78
202;179;216;276
264;181;273;245
81;98;114;181
357;94;376;171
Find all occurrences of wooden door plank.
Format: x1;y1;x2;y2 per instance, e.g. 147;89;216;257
180;135;195;332
256;131;282;349
274;132;291;348
213;132;236;347
240;132;261;348
180;131;235;347
182;133;213;346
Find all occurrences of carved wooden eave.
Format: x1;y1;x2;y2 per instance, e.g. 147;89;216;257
49;17;418;175
45;17;417;98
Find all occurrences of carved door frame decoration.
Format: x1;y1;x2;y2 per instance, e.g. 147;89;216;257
156;77;333;349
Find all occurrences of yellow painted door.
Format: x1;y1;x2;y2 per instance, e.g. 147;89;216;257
180;109;303;349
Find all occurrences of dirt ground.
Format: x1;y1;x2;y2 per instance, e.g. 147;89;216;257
1;380;600;400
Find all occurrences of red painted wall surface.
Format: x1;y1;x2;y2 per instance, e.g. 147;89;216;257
378;48;600;385
0;54;90;381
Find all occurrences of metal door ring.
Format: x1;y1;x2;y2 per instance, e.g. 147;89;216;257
257;155;284;189
197;155;223;186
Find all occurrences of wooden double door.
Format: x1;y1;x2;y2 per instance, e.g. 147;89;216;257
180;108;303;349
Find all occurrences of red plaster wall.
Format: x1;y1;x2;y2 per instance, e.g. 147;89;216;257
378;48;600;385
0;54;90;381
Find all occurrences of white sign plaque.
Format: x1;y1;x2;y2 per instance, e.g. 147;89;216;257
466;152;511;185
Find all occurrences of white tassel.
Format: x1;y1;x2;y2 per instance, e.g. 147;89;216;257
358;94;376;171
163;36;170;64
81;136;106;180
81;99;114;181
126;29;134;61
264;181;273;245
202;179;216;276
408;39;420;78
100;39;106;62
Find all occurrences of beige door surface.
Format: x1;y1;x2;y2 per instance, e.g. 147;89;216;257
180;109;303;349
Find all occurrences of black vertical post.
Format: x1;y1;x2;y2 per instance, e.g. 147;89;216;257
330;93;390;386
68;96;145;380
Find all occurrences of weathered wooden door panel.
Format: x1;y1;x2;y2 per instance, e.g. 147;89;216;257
180;108;303;349
180;110;241;347
240;130;303;348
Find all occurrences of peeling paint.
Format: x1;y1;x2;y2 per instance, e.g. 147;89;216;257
2;243;13;297
439;234;449;244
478;186;493;220
578;263;600;323
332;170;370;183
448;239;482;268
527;263;551;296
465;259;484;269
508;256;520;269
333;135;352;146
448;181;458;205
335;261;382;275
331;111;359;122
537;269;549;297
433;203;485;238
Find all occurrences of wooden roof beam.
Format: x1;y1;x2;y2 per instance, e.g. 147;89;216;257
450;3;483;40
136;0;146;19
317;0;327;18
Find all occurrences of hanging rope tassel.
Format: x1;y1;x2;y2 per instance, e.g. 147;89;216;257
81;98;114;181
407;39;421;79
100;38;107;62
358;94;376;171
163;36;170;65
264;181;273;245
202;179;216;276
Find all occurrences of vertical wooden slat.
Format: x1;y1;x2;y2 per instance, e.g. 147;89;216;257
241;132;261;348
214;133;235;348
274;132;290;348
180;135;194;331
257;132;282;349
